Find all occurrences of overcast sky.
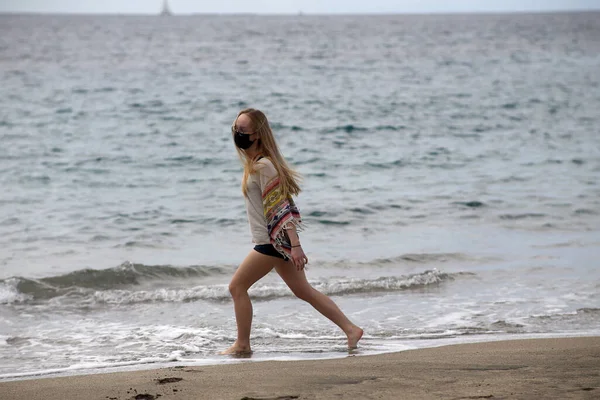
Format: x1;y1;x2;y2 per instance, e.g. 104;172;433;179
1;0;599;14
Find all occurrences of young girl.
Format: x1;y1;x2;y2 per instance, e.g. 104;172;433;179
221;108;363;355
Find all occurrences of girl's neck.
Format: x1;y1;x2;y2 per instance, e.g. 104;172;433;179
245;145;261;160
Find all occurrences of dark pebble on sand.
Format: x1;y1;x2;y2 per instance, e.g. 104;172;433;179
156;377;183;384
134;395;155;400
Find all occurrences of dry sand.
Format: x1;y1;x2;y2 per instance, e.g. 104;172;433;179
2;337;599;400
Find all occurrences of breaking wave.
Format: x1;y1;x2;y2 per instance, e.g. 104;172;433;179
0;269;464;307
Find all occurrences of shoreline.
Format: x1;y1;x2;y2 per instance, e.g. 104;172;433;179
2;332;597;383
1;332;598;382
1;336;598;399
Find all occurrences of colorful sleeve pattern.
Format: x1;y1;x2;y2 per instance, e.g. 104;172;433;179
262;176;303;260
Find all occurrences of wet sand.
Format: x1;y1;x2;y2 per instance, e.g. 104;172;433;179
1;337;599;400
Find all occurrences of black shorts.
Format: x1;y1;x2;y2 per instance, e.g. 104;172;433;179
253;244;287;260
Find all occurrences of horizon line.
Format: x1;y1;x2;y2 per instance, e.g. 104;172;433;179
1;8;599;17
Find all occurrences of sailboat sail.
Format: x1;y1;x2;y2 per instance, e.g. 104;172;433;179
160;0;172;16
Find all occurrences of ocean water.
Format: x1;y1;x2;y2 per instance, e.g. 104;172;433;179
1;12;599;380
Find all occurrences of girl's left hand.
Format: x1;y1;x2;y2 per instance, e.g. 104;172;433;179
290;245;308;271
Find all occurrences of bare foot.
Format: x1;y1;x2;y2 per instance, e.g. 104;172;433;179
219;342;252;356
347;326;364;349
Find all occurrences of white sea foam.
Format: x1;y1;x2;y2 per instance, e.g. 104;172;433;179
0;278;31;304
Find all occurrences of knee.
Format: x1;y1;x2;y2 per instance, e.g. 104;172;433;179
228;281;247;299
292;287;314;302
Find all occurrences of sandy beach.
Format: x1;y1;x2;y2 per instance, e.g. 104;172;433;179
2;337;599;400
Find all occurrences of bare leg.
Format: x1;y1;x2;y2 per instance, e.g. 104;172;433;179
220;251;276;354
274;260;364;349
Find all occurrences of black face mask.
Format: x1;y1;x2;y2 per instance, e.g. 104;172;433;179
233;130;256;150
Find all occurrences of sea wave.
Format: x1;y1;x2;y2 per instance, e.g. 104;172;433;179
0;269;461;306
0;252;473;305
0;262;234;304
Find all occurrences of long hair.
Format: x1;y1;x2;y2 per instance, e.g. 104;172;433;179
233;108;302;198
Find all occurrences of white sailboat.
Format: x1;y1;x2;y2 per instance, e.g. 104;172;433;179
160;0;172;16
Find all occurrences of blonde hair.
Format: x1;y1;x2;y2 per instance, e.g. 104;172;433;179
233;108;302;198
